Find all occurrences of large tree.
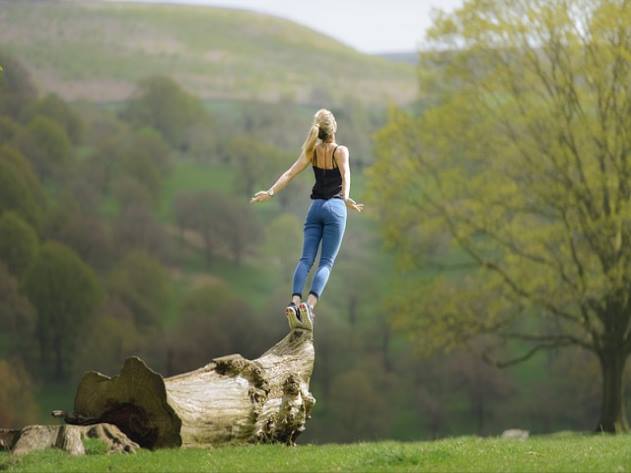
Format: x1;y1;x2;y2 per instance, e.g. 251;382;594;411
120;75;210;152
0;145;44;228
23;241;102;380
16;115;74;181
0;50;37;120
368;0;631;432
0;211;38;279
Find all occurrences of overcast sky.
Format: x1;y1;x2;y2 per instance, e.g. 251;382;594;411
113;0;464;53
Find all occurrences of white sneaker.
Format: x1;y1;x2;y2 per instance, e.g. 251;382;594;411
297;302;315;331
285;303;301;330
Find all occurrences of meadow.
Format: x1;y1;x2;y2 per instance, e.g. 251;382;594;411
2;434;630;472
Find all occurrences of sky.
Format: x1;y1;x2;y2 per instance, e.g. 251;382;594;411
111;0;464;53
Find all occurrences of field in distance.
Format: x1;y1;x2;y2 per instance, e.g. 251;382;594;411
0;0;417;105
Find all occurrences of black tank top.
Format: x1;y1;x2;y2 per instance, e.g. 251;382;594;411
310;145;343;200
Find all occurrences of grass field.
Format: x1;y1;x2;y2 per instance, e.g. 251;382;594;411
0;0;416;105
2;434;630;472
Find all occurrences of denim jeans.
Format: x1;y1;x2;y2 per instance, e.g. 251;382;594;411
292;198;347;299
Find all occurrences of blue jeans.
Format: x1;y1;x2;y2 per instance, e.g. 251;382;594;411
292;198;347;300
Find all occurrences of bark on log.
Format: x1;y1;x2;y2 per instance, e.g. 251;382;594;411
0;423;139;456
63;328;315;448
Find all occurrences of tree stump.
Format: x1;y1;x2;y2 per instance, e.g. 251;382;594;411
60;328;315;449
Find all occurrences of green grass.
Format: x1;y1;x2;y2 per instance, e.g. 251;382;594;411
2;434;631;472
0;1;416;105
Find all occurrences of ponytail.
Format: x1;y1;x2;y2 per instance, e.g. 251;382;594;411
302;124;319;159
302;109;336;163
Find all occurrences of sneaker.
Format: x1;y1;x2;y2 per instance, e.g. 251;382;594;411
298;302;315;331
285;302;301;330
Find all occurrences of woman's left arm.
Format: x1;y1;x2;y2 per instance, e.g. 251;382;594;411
250;151;311;203
335;146;364;213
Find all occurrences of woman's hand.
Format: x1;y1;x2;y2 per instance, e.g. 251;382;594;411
250;190;273;204
344;197;364;213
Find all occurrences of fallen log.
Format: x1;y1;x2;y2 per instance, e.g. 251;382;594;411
60;327;316;449
1;423;139;456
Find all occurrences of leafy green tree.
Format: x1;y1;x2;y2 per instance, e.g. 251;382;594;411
113;199;166;257
327;368;391;441
174;190;261;266
166;282;265;374
0;211;38;279
0;116;21;144
23;93;83;144
0;145;44;227
121;75;210;151
218;198;262;265
368;0;631;432
0;50;37;120
23;241;102;380
16;115;73;181
174;190;229;267
44;200;113;272
228;135;289;197
0;359;39;428
108;250;171;328
118;127;171;205
0;263;37;367
73;311;144;376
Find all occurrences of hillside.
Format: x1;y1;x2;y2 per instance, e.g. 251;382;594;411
0;0;417;105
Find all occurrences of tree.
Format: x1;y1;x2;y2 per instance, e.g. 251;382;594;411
0;145;44;227
23;93;83;144
218;198;262;265
117;127;172;206
174;190;231;267
113;199;166;257
23;241;102;380
44;201;113;272
16;115;73;181
73;311;145;377
445;349;513;434
0;211;38;279
327;368;391;441
0;50;37;120
167;283;264;374
367;0;631;432
0;263;37;367
0;359;39;428
0;116;22;144
120;75;210;152
228;135;290;198
108;250;171;328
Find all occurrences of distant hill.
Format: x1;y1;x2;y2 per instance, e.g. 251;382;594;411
0;0;417;105
377;52;419;65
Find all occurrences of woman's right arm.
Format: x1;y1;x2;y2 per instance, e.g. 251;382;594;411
335;146;364;213
250;151;311;203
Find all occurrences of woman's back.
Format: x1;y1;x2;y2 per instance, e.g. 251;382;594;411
310;143;343;200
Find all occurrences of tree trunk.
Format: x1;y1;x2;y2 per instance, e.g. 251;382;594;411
1;423;139;456
61;328;315;448
596;348;630;433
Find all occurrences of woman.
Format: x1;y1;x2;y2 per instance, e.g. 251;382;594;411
250;109;364;330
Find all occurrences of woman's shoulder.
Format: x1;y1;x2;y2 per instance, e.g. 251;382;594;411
332;144;349;158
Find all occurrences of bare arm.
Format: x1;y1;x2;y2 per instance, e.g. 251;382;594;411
334;146;364;212
250;151;311;203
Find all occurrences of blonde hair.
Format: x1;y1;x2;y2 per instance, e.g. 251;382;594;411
301;109;337;157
